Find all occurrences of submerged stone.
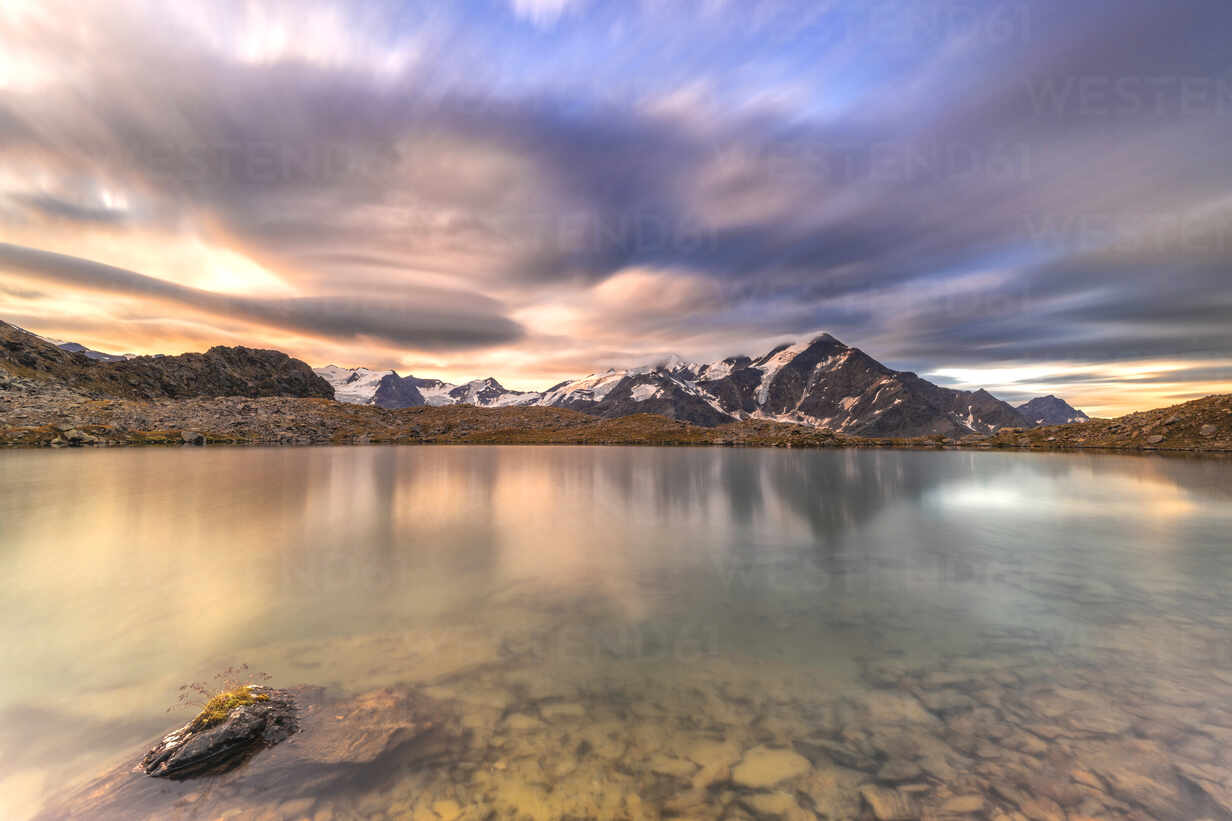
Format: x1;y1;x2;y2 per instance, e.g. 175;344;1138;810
793;737;878;772
647;753;698;778
876;758;923;784
938;794;984;814
858;785;918;820
730;745;810;788
743;790;799;816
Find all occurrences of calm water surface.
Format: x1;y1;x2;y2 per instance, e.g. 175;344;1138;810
1;446;1230;820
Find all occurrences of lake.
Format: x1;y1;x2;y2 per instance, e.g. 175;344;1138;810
1;446;1230;820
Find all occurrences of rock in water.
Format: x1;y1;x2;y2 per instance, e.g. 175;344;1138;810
730;745;811;788
142;687;297;779
859;785;919;820
37;685;462;820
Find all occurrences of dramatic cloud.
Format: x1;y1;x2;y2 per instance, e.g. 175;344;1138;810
0;244;523;350
0;0;1229;411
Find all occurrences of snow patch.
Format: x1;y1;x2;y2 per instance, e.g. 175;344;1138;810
630;383;661;402
754;339;812;405
314;365;391;405
536;371;627;406
418;383;458;406
700;358;734;381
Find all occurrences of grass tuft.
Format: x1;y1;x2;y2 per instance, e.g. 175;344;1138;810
188;685;271;731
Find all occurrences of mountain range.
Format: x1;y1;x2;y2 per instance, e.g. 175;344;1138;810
1;318;1089;437
314;333;1087;437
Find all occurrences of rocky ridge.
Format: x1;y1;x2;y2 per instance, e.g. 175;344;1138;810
982;393;1232;452
0;320;333;400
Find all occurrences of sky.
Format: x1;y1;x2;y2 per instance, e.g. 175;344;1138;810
0;0;1230;416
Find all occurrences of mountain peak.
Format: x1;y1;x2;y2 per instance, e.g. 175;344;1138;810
1016;395;1089;426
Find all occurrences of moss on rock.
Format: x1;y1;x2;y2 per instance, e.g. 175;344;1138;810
189;686;272;732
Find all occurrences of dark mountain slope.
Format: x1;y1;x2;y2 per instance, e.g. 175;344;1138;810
0;320;333;400
1016;395;1089;426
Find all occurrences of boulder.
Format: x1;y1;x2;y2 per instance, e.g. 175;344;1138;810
36;685;463;820
142;687;297;779
180;430;206;446
63;428;98;446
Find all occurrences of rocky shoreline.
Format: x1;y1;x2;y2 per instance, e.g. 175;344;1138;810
2;370;1229;454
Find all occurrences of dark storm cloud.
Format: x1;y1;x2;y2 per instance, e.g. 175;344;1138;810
8;193;129;224
0;243;524;350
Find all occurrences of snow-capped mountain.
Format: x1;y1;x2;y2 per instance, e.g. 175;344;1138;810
30;332;131;362
682;334;1029;436
538;360;731;426
313;368;536;409
536;334;1029;436
315;333;1060;436
446;377;540;407
1016;395;1089;426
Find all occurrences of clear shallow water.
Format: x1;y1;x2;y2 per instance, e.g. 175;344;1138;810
1;446;1230;820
